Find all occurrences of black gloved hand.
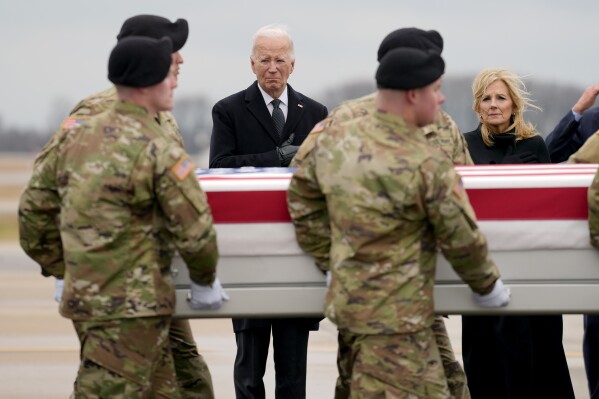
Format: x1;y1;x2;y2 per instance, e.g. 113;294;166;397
277;133;299;167
501;151;539;164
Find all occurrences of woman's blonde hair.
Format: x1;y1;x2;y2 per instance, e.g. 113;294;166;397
472;68;541;146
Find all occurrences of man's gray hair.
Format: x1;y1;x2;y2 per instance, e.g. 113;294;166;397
251;24;295;60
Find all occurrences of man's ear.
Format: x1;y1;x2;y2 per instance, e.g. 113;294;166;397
406;88;419;105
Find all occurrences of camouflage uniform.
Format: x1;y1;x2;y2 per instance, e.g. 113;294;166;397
290;93;473;399
40;86;215;398
567;130;599;164
288;110;500;398
19;101;218;398
566;131;599;249
293;92;473;167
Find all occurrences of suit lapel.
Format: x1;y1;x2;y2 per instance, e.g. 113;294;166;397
245;81;280;144
284;85;304;138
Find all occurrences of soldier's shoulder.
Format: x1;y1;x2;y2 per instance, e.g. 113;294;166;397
69;86;117;117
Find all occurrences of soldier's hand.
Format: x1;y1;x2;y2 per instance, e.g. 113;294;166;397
472;278;510;308
188;278;230;310
54;278;64;303
277;133;299;167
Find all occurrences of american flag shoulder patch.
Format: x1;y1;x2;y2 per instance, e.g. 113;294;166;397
172;156;194;181
452;175;465;199
61;116;87;130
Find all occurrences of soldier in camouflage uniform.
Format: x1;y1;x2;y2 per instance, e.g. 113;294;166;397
290;28;472;399
288;47;509;398
568;131;599;248
19;36;224;398
567;130;599;164
45;15;216;398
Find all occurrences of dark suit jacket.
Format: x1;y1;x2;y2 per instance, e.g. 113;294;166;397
209;81;327;332
545;107;599;163
209;81;328;168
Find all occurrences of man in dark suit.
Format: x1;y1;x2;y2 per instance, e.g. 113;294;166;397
209;24;327;399
545;82;599;399
545;83;599;163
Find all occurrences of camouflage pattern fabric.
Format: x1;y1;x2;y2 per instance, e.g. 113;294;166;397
73;316;178;399
567;130;599;164
430;315;469;398
18;100;218;397
566;131;599;249
290;94;474;399
288;110;500;395
590;168;599;249
169;319;215;399
291;92;473;168
343;328;451;399
68;86;185;147
67;86;212;397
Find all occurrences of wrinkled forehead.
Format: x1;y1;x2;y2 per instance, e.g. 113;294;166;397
253;36;293;59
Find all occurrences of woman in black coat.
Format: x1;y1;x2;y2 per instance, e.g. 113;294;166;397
462;68;574;399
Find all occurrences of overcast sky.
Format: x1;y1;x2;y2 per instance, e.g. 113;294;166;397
2;0;598;131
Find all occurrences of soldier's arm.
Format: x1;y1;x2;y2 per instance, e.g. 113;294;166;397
18;141;65;278
589;168;599;249
446;114;474;166
421;157;499;294
568;133;599;164
287;149;331;272
152;141;218;285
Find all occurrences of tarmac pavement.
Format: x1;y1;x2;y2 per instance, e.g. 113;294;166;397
0;243;590;398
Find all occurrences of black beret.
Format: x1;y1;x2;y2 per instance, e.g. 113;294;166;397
376;47;445;90
377;27;443;62
108;36;173;88
117;15;188;52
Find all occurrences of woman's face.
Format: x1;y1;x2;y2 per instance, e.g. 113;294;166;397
477;80;515;133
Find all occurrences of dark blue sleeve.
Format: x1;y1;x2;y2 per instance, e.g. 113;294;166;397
544;111;585;163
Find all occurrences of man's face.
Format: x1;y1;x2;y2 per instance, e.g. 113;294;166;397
414;78;444;127
147;72;178;113
250;36;295;99
171;51;184;79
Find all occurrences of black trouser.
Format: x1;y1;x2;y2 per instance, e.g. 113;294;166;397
233;320;310;399
462;315;574;399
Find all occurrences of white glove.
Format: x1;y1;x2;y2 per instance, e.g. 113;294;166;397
54;278;64;303
472;278;510;308
187;278;229;310
325;271;332;287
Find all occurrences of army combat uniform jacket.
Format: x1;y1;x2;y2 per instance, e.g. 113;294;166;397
566;131;599;248
287;111;500;335
19;101;218;321
291;92;473;168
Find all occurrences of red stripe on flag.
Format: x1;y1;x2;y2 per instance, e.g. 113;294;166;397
467;187;589;220
207;191;290;223
206;187;589;223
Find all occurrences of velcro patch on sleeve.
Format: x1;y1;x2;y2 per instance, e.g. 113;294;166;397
171;156;194;181
452;175;466;199
61;116;87;130
309;120;326;134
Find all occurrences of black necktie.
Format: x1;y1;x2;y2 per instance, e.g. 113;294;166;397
271;99;285;137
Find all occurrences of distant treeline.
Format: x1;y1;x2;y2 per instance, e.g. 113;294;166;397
0;76;583;155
